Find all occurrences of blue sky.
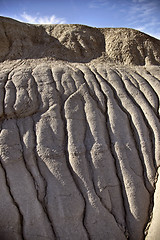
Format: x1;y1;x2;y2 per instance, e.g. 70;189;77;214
1;0;160;39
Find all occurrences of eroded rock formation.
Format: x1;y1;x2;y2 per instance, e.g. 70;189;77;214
0;16;160;240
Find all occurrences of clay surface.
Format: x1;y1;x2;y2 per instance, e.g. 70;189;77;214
0;17;160;240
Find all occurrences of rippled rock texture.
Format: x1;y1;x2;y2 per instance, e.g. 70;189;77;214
0;17;160;240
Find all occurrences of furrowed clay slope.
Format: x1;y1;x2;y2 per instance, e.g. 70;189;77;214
0;16;160;240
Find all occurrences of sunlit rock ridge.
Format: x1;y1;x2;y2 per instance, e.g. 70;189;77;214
0;16;160;240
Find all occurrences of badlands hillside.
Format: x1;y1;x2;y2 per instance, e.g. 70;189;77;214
0;16;160;240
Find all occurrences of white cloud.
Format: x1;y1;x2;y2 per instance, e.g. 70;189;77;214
129;1;157;19
132;0;146;3
20;12;66;24
21;12;37;23
89;0;109;8
127;0;160;39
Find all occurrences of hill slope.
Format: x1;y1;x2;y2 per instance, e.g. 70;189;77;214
0;17;160;240
0;16;160;65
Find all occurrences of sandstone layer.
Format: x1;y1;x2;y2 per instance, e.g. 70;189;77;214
0;16;160;240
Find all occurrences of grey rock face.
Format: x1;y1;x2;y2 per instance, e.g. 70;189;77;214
0;17;160;240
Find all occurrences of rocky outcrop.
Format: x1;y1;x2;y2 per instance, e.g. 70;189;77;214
0;16;160;65
0;17;160;240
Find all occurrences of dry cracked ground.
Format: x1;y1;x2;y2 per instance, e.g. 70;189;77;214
0;16;160;240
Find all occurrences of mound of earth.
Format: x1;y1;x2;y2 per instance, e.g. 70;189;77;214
0;16;160;240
